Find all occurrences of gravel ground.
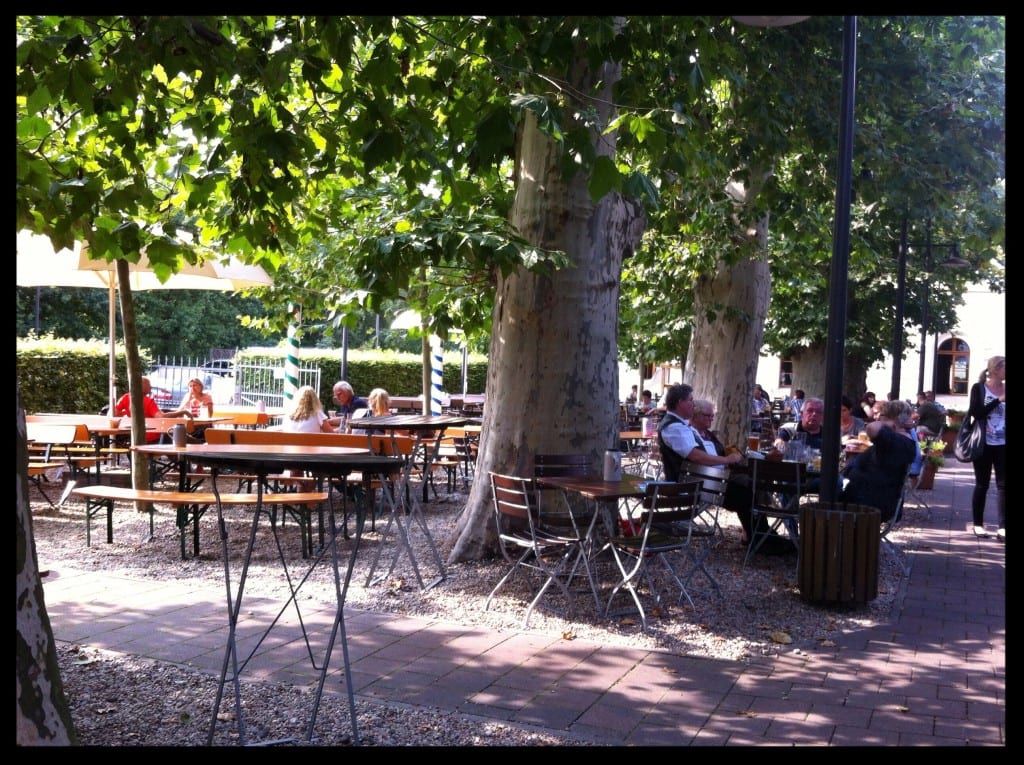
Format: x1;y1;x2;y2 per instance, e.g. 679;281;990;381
28;466;919;746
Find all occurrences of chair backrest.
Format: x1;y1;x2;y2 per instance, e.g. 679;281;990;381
202;428;373;449
532;453;592;524
26;422;79;447
533;453;591;477
678;461;729;505
640;479;703;522
884;465;914;536
749;459;804;514
489;471;539;533
371;434;416;457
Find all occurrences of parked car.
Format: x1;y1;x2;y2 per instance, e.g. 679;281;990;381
201;359;235;377
147;366;192;410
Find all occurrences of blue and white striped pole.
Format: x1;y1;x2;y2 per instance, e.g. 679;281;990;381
284;302;301;403
430;334;444;415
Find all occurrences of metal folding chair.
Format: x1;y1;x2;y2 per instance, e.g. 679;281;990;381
743;459;805;565
880;468;914;576
486;471;591;627
605;479;705;630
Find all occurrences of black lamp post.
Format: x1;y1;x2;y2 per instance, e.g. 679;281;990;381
891;218;969;400
911;219;968;396
734;15;857;503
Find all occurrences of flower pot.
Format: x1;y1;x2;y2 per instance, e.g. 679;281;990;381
941;428;958;456
917;461;939;490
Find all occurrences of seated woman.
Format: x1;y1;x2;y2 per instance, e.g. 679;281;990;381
839;399;918;522
282;385;336;433
351;387;391;434
176;378;215;441
839;395;866;439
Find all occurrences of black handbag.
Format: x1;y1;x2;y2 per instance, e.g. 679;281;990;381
954;413;986;463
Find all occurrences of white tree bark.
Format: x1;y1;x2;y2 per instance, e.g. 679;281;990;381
16;385;77;745
686;248;772;451
685;170;774;450
448;52;644;562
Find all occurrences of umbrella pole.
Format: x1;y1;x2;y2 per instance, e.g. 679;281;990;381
109;282;117;414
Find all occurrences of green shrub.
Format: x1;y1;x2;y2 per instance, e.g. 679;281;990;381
17;336;488;414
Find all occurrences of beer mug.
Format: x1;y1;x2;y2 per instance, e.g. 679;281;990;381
169;423;187;448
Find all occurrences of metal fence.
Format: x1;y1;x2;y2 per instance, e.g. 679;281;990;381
147;355;321;410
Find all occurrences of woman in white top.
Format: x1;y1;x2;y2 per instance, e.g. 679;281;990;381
282;385;335;433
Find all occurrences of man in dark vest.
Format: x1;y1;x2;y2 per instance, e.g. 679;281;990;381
657;383;794;556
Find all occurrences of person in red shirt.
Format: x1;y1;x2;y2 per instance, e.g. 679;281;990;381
113;376;187;443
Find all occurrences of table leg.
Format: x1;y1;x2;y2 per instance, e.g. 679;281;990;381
207;472;258;745
204;468;364;746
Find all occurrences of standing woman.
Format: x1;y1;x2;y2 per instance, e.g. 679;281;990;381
969;355;1006;540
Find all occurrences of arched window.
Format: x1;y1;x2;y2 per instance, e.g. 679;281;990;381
935;337;970;395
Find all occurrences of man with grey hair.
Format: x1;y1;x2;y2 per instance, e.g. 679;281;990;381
327;380;369;429
774;396;825;452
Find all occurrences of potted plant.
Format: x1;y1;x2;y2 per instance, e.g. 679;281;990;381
941;419;961;455
916;442;946;490
946;408;966;428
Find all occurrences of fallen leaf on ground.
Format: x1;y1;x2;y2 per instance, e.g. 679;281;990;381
769;631;792;644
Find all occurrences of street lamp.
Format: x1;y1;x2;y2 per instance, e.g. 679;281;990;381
734;15;857;503
915;220;969;394
890;217;969;399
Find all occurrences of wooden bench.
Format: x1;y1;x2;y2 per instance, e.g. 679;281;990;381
28;461;67;508
27;422;115;487
68;485;329;560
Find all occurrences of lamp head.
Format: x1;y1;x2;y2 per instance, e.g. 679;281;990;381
940;243;971;269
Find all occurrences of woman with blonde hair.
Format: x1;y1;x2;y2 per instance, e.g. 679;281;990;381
282;385;335;433
352;387;391;434
968;355;1005;540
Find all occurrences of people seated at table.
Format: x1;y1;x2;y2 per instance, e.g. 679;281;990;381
651;388;792;556
751;383;770;417
113;376;185;442
657;386;744;475
839;395;865;439
852;391;876;422
913;391;945;436
176;378;215;441
688;399;737;458
178;378;214;417
282;385;336;433
328;380;369;430
637;389;655;414
839;399;918;522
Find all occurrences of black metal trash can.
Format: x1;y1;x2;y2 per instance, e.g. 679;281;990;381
798;502;880;605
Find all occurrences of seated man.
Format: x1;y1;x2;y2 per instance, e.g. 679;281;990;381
914;392;945;437
656;386;792;555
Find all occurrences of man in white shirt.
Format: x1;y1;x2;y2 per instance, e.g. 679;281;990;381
657;385;743;480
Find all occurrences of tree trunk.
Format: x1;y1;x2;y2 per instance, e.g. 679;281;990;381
447;48;644;563
116;260;153;507
686;250;771;451
16;382;78;745
789;344;869;407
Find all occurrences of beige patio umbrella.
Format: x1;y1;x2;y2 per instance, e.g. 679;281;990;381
16;230;273;412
